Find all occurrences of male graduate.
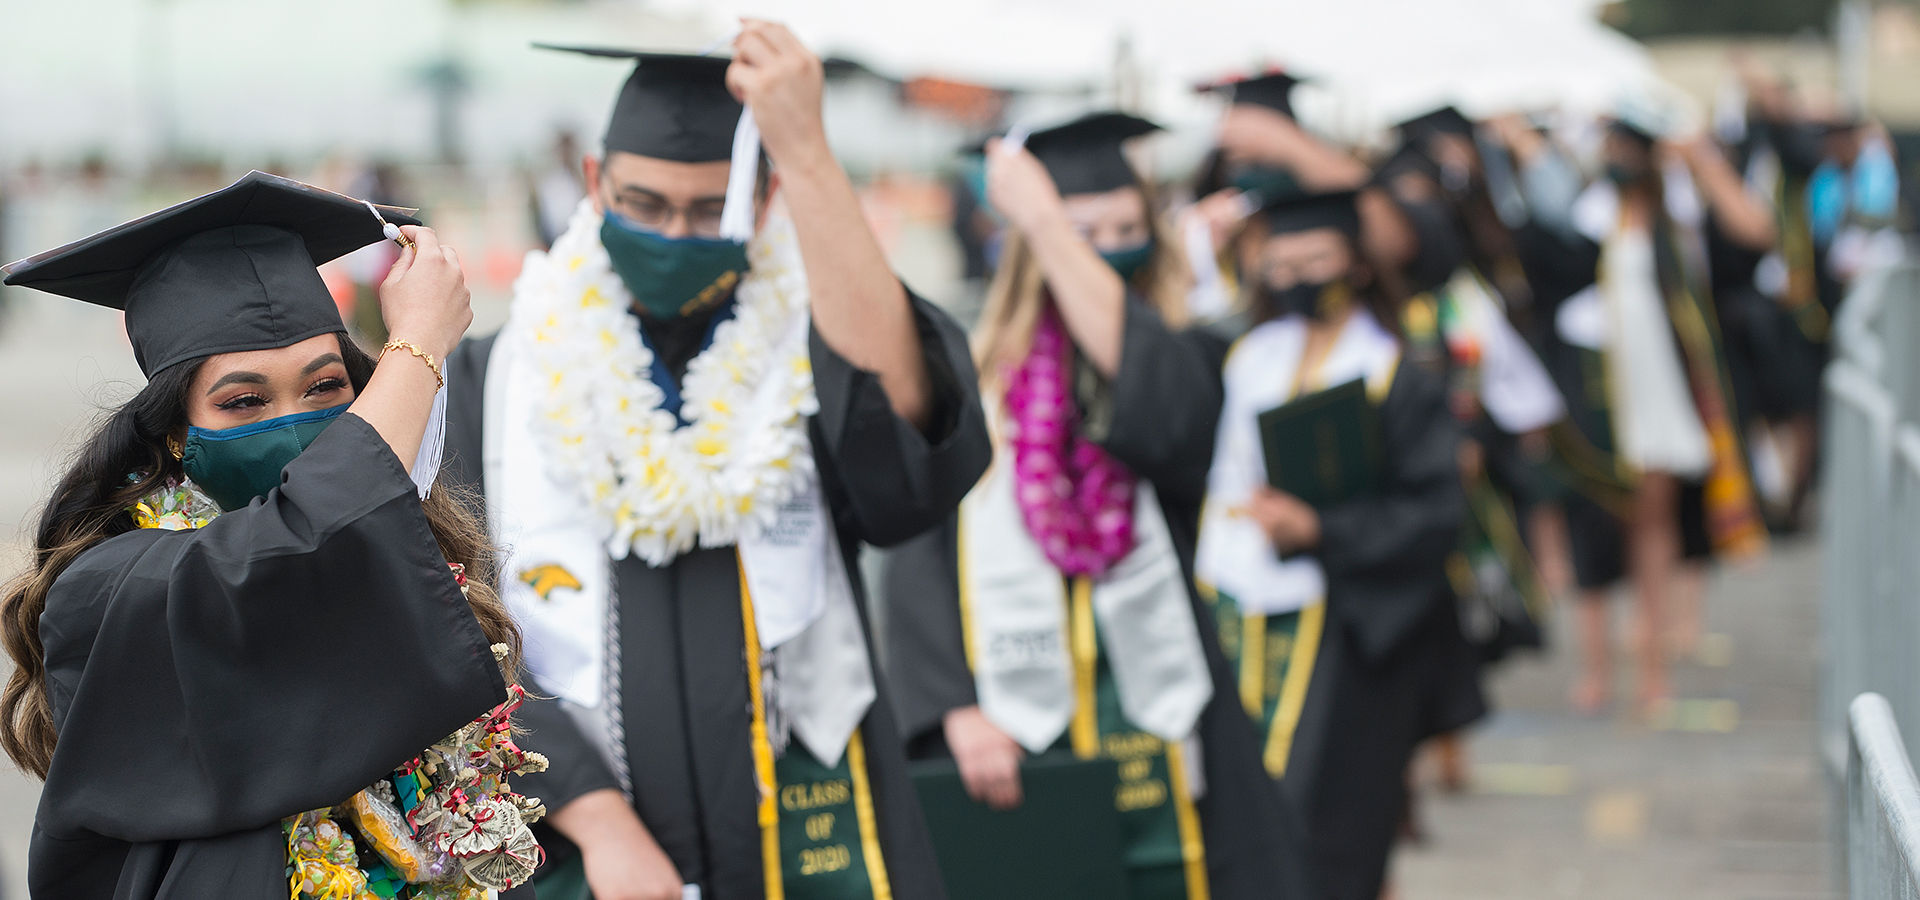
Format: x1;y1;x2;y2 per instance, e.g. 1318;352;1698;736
442;22;990;900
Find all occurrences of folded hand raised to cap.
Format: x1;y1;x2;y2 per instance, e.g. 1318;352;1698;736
727;19;830;173
378;225;471;362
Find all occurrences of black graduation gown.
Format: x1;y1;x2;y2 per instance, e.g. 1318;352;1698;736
442;291;990;900
1706;210;1820;425
882;299;1315;900
29;413;513;900
1279;360;1474;900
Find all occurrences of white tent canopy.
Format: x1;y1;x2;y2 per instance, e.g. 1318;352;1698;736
0;0;1675;168
659;0;1671;135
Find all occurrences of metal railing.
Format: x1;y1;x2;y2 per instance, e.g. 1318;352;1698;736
1822;256;1920;776
1849;693;1920;899
1826;250;1920;897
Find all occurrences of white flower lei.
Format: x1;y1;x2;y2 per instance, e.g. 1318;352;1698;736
512;200;817;566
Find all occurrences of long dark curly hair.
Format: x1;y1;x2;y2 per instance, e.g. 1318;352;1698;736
0;334;519;779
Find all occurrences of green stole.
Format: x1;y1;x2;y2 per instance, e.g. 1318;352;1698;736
1055;577;1211;900
1203;586;1325;778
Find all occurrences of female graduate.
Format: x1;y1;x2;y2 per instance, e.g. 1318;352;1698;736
1542;117;1769;715
0;172;541;900
1194;190;1470;900
883;113;1311;900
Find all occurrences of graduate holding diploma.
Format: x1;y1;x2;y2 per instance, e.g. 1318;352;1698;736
1194;190;1472;900
883;113;1312;900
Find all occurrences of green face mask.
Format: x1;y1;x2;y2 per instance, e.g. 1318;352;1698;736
181;404;349;511
600;211;749;320
1099;240;1155;283
1232;166;1303;204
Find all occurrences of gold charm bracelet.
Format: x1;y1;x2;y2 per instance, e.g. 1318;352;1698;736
381;340;445;390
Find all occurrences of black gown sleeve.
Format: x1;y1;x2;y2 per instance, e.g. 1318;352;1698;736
1095;297;1224;512
809;287;991;548
880;517;974;747
35;413;508;848
1314;362;1466;662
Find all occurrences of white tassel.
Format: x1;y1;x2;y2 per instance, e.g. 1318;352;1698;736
412;383;448;498
718;108;761;244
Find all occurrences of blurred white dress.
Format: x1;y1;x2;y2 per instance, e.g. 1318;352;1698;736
1599;227;1711;477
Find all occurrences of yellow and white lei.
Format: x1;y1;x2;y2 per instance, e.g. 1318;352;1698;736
513;200;817;566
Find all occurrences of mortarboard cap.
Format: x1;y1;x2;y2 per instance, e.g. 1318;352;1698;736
1396;106;1476;143
988;112;1161;196
1261;189;1362;239
1607;92;1689;147
1197;70;1306;119
1;170;416;377
537;45;742;163
1373;143;1442;188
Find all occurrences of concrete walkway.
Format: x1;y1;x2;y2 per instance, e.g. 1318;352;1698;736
1396;538;1833;900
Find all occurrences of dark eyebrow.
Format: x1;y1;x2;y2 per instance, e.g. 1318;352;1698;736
611;184;727;207
300;353;345;377
612;184;669;203
205;371;267;394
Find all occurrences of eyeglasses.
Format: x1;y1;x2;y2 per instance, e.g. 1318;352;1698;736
603;186;729;239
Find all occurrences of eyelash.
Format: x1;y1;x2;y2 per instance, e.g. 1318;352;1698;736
307;377;347;397
213;378;347;411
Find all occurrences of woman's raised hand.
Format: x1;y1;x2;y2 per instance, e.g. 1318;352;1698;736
378;225;472;361
985;138;1068;237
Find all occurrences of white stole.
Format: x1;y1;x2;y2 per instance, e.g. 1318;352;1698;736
1195;311;1401;615
1439;268;1564;434
482;254;873;770
957;421;1214;755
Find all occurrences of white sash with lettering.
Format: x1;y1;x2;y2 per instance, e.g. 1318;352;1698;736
1195;310;1400;615
959;434;1214;754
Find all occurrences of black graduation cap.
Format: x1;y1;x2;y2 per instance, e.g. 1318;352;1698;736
1261;189;1362;239
1197;70;1305;119
1397;106;1475;143
1;170;416;377
1018;112;1162;196
537;44;741;163
1373;143;1441;188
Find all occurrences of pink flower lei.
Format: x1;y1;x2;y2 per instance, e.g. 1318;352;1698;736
1003;302;1138;577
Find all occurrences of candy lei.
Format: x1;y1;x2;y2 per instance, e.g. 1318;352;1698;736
127;481;550;899
1003;303;1138;577
517;199;817;565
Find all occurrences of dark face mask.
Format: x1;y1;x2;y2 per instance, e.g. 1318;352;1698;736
1099;240;1154;283
1265;278;1354;322
1231;166;1304;204
1439;161;1474;200
600;211;749;320
1604;162;1648;187
182;403;349;511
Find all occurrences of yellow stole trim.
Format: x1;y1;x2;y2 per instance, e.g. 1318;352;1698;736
956;509;978;669
1068;576;1101;759
1162;740;1212;900
1237;613;1267;717
845;731;894;900
740;554;786;900
1263;601;1326;778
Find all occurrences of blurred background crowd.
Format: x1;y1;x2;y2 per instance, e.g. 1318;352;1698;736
2;0;1914;335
